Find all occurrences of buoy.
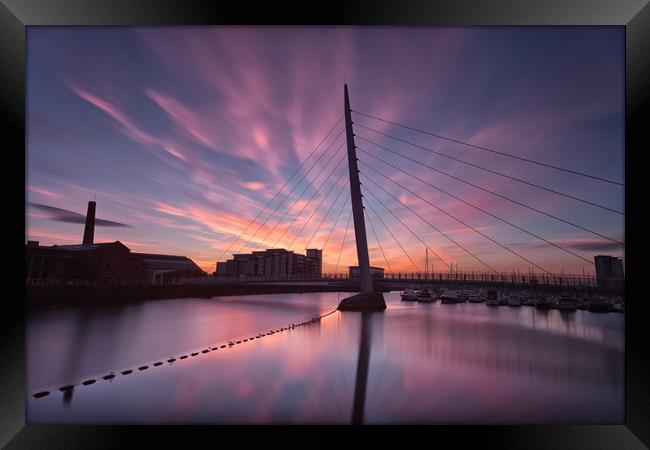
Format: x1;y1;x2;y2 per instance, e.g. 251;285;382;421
168;358;176;363
153;362;163;367
180;355;188;359
59;385;74;392
236;341;241;344
191;352;199;356
243;339;248;342
138;365;148;371
220;345;226;348
34;391;49;398
122;370;133;375
82;379;95;386
202;349;209;353
102;374;115;380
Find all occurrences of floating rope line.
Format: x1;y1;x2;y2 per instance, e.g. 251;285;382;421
31;306;341;399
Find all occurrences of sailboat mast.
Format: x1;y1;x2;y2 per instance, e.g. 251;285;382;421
425;247;428;278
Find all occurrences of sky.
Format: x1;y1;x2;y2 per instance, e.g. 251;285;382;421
25;26;625;275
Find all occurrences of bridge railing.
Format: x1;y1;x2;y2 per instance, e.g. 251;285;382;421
25;271;622;292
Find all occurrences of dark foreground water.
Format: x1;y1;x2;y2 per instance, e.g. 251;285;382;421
27;292;624;424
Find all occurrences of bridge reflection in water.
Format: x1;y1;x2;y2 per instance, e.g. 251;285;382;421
27;292;623;424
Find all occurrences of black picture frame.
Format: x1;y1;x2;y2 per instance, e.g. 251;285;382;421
3;0;648;447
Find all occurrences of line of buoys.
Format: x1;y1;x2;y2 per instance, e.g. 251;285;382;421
34;310;340;399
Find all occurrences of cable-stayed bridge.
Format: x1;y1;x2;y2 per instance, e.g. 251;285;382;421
215;85;624;309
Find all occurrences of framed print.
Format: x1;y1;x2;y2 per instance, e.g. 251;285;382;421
3;0;648;447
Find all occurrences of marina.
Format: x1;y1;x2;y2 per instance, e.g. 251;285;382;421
397;286;622;312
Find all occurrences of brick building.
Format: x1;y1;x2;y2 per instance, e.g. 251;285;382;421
25;240;146;285
25;200;204;285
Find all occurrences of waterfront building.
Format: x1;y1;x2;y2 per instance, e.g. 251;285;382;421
594;255;624;290
132;253;204;284
25;240;146;285
216;248;323;278
25;241;205;285
25;200;204;285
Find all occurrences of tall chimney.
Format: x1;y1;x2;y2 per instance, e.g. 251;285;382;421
83;201;96;245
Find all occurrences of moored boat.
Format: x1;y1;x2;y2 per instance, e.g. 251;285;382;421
400;288;418;301
507;294;521;307
486;290;500;306
440;290;461;304
416;288;435;303
557;293;577;311
535;295;553;310
522;296;536;307
588;296;613;313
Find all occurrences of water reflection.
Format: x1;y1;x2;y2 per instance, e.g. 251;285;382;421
351;312;371;424
28;292;624;424
28;293;342;391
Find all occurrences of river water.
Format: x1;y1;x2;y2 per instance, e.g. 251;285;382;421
27;292;624;424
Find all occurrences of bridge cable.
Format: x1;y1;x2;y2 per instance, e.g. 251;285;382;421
362;194;422;272
283;162;349;250
334;210;353;275
355;138;623;245
352;109;624;187
304;181;350;250
259;143;346;251
365;204;391;273
289;177;350;251
216;116;343;263
321;194;351;251
358;147;598;265
354;126;623;215
363;178;500;274
239;129;345;253
361;170;551;275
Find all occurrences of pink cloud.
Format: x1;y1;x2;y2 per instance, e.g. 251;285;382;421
154;202;187;218
145;88;214;148
27;186;60;199
243;182;265;191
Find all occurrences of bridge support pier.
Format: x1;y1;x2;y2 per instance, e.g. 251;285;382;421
338;292;386;311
